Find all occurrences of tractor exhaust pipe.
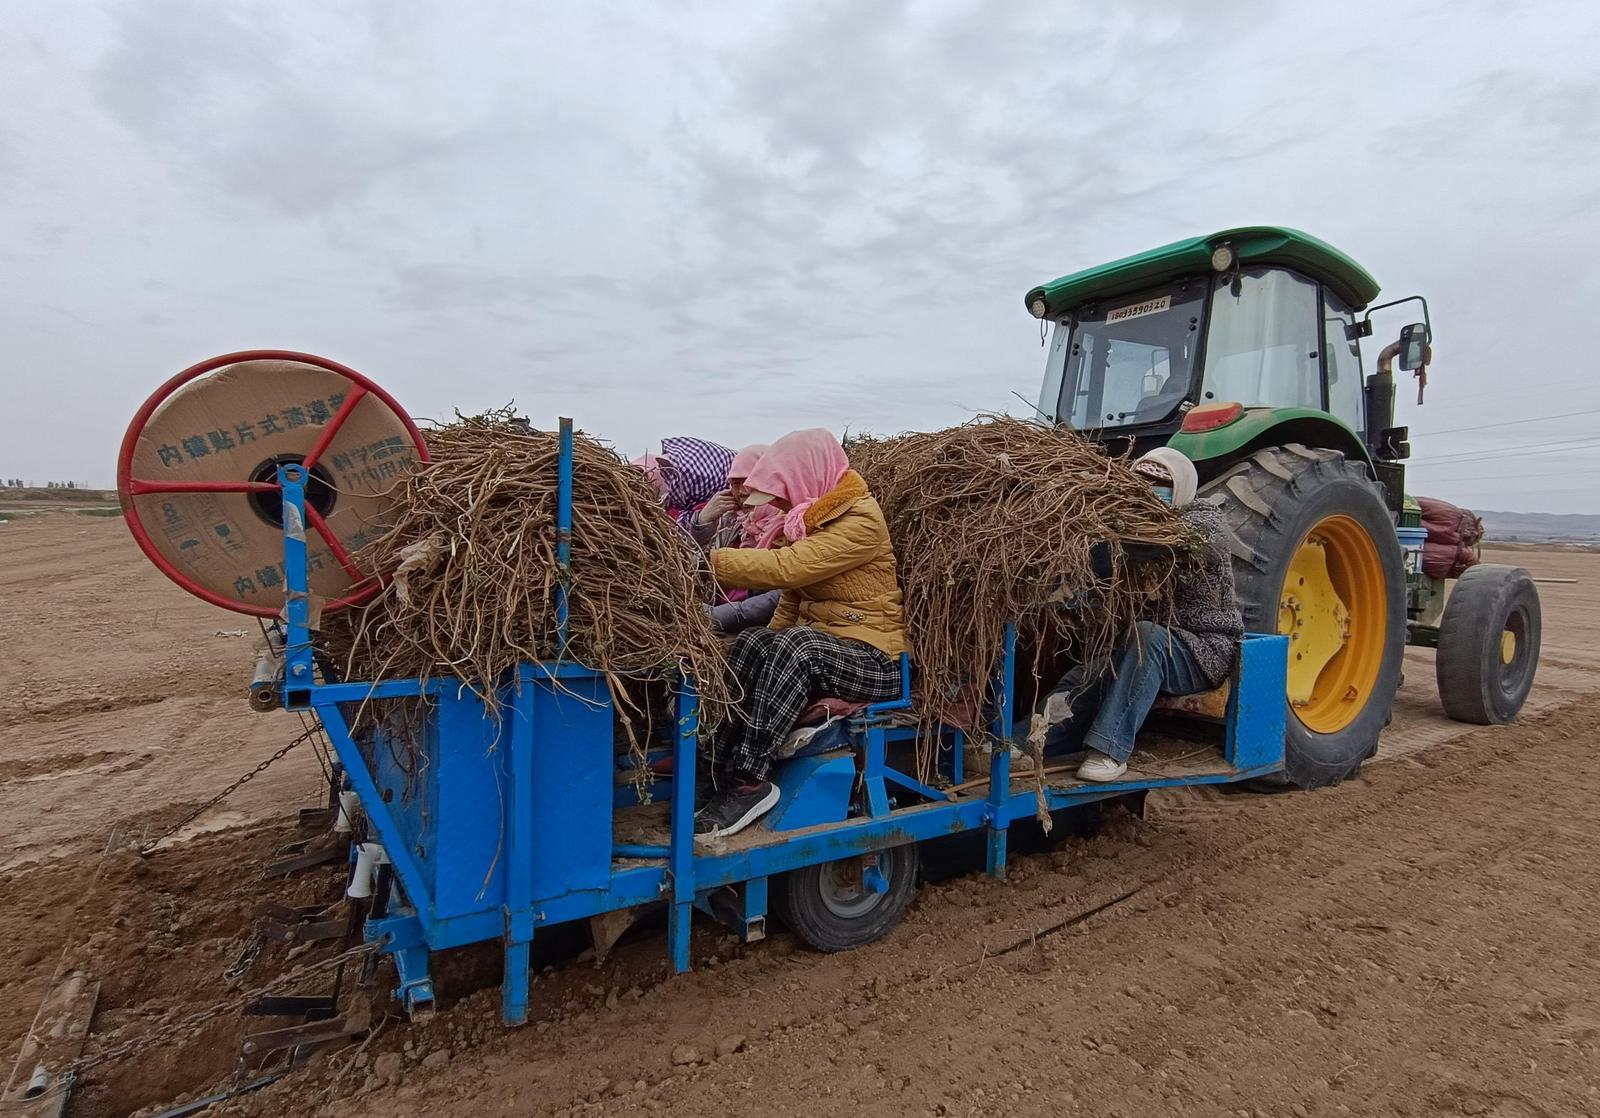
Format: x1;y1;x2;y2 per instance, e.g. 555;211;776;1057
1364;341;1402;461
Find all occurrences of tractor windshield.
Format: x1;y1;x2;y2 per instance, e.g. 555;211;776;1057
1041;278;1207;430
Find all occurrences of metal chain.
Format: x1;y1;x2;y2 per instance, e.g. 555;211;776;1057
38;941;381;1094
223;934;265;983
139;726;319;857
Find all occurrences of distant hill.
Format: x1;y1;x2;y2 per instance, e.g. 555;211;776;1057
1477;509;1600;543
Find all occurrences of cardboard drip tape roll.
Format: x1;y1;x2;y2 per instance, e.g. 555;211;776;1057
118;350;429;617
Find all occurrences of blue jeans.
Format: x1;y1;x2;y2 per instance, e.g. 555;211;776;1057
1040;621;1211;763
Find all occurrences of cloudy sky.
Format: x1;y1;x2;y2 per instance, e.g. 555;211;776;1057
3;1;1597;512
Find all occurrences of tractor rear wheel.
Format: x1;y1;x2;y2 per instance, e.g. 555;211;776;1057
1203;444;1406;788
1436;564;1541;724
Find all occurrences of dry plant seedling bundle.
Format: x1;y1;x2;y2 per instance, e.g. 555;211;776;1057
326;411;730;738
848;417;1196;779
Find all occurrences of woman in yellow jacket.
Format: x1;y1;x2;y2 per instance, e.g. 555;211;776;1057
698;428;908;837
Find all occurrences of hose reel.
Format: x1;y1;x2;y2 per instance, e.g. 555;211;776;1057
117;350;428;617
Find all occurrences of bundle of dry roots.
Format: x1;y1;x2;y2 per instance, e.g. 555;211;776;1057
324;411;730;725
848;417;1197;776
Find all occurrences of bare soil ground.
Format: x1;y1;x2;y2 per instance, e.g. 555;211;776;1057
2;516;1597;1118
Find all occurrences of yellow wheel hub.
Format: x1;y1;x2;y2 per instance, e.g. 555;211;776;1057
1500;630;1516;665
1276;515;1389;734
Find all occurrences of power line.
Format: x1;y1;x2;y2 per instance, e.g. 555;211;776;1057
1409;433;1600;466
1422;486;1600;498
1434;373;1597;407
1407;467;1600;483
1422;406;1600;437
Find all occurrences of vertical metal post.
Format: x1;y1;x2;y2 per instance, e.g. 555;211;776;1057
863;723;890;817
502;417;571;1026
555;417;574;648
501;665;536;1026
985;622;1017;879
739;876;768;943
667;673;698;974
278;465;315;704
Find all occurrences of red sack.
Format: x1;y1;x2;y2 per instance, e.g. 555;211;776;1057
1417;496;1484;580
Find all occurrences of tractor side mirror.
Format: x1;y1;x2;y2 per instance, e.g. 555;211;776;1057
1398;323;1430;371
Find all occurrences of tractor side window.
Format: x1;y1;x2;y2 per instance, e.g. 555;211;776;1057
1203;269;1321;410
1323;290;1364;435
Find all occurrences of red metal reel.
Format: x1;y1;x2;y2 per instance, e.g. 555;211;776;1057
117;349;430;617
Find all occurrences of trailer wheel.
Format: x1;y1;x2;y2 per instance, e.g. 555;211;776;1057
773;844;919;953
1203;444;1406;788
1436;565;1541;724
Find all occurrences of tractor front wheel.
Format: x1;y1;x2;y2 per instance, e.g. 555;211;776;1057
1204;444;1406;788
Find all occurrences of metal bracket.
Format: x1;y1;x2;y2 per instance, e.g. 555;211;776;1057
296;807;336;830
263;839;346;878
243;995;337;1020
256;903;353;946
240;1016;359;1059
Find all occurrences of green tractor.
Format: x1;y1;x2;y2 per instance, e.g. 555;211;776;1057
1024;227;1541;788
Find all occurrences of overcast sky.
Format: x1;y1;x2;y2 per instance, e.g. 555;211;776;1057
4;1;1597;512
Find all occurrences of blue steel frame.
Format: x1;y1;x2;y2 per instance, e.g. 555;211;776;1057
270;426;1289;1026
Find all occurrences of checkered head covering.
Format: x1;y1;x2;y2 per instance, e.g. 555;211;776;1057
659;437;736;510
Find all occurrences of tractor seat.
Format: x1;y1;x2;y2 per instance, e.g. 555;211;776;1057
796;697;870;725
1152;680;1231;720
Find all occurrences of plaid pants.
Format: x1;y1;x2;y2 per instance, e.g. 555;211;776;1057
716;627;902;781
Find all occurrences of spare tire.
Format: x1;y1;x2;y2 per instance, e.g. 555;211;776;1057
1203;444;1406;788
1436;564;1540;724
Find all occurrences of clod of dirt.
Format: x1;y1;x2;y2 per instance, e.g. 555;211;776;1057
715;1035;745;1058
421;1049;451;1069
670;1044;699;1066
373;1053;402;1084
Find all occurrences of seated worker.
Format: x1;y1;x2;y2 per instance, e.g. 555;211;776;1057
1039;447;1243;782
705;443;784;633
634;437;736;536
697;429;909;837
689;441;769;547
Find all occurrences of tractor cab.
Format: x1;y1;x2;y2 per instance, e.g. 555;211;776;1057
1026;226;1430;497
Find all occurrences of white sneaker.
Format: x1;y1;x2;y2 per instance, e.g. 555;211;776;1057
1076;752;1128;782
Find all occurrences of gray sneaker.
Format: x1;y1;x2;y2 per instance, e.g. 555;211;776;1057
694;781;780;837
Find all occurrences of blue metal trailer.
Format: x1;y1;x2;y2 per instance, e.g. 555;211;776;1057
268;422;1288;1027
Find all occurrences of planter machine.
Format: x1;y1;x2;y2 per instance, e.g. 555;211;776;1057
246;413;1287;1026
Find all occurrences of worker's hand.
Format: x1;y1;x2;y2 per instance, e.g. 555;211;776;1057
697;490;737;525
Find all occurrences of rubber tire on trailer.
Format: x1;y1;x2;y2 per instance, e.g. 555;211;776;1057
1436;564;1541;724
772;844;920;953
1202;443;1406;789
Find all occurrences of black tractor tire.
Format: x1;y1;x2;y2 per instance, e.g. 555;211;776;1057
1202;444;1406;789
1436;565;1541;724
773;843;919;953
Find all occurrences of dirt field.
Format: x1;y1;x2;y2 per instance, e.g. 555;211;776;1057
3;514;1597;1117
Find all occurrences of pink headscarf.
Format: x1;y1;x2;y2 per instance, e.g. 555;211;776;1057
728;443;770;483
738;504;782;548
630;453;669;497
729;443;776;546
742;428;849;549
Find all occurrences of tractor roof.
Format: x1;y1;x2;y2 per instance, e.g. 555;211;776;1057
1025;226;1381;317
